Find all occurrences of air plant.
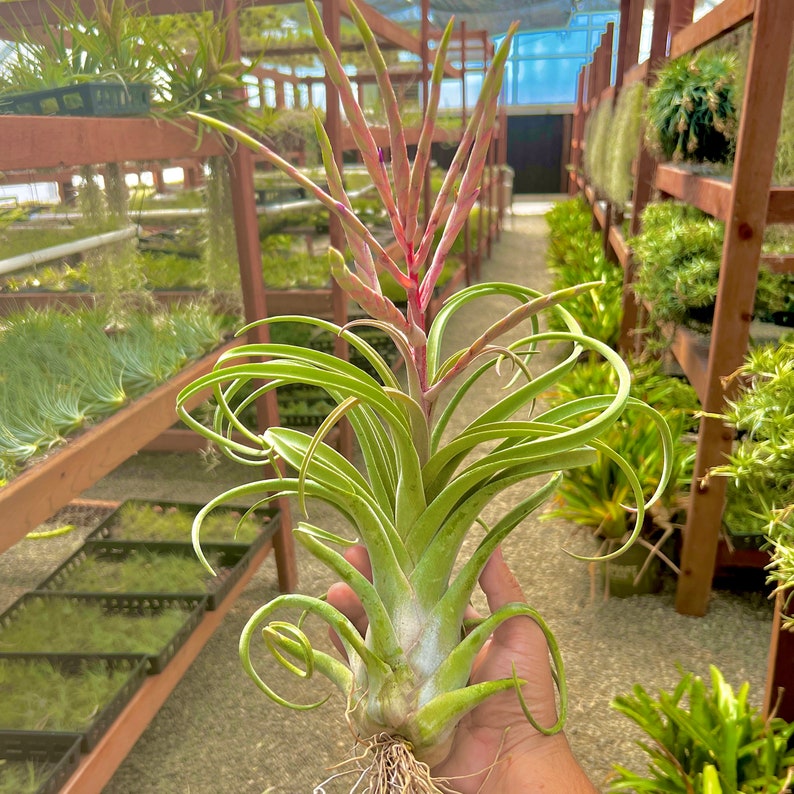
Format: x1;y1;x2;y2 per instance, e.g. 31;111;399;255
176;1;673;789
0;656;136;733
644;49;737;165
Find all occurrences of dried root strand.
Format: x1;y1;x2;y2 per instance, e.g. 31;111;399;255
315;733;456;794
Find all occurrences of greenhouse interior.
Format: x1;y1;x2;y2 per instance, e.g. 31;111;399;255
1;0;793;791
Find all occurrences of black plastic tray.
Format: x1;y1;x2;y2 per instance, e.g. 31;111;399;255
0;593;207;674
86;498;279;551
0;81;151;117
0;652;148;751
0;730;82;794
36;539;258;611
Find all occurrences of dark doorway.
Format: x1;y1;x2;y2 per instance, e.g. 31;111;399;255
506;115;566;194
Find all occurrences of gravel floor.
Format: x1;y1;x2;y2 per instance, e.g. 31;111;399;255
0;198;775;793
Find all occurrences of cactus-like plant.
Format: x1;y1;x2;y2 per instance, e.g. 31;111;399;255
176;2;672;789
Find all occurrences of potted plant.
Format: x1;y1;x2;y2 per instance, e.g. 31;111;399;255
176;1;674;788
544;357;699;597
609;665;794;792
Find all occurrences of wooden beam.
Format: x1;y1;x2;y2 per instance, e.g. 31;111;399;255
0;116;223;172
655;165;794;224
654;164;733;220
670;0;755;59
764;594;794;722
669;0;695;34
222;0;297;595
0;0;455;75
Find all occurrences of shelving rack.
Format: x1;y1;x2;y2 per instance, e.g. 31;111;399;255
569;0;794;716
0;0;510;786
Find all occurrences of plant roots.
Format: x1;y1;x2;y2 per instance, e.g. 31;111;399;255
315;733;456;794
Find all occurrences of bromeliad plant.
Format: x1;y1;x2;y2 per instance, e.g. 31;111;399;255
176;1;673;789
609;665;794;793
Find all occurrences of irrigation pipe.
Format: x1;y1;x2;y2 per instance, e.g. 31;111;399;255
0;225;140;276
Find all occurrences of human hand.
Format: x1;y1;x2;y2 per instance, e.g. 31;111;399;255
326;545;596;793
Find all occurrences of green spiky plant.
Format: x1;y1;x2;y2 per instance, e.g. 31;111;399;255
176;2;673;788
644;49;737;165
709;338;794;625
609;665;794;793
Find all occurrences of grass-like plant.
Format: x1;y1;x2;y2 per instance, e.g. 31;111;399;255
609;665;794;792
0;656;135;733
176;2;673;788
545;198;624;350
0;596;190;655
45;547;223;594
0;760;60;794
0;304;232;483
631;202;791;348
106;502;265;543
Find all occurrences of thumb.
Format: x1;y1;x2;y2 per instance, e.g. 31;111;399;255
479;546;527;613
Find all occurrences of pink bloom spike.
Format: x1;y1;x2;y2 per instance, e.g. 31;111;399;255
346;0;411;224
405;18;454;251
305;0;408;254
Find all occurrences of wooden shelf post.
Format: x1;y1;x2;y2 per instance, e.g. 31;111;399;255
675;0;793;616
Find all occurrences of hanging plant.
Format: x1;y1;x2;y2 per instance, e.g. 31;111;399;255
605;82;645;209
583;98;612;191
645;49;737;165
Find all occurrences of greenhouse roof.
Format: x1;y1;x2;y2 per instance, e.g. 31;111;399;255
366;0;620;35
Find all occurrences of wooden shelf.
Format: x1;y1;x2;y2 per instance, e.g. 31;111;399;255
655;164;794;225
669;326;710;404
0;115;224;173
0;339;239;555
669;0;755;59
653;164;734;220
607;223;632;268
572;0;793;720
761;253;794;274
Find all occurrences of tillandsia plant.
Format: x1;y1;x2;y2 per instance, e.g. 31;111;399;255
176;1;673;789
644;49;737;166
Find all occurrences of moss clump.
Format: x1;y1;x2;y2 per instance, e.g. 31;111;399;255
644;49;737;164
